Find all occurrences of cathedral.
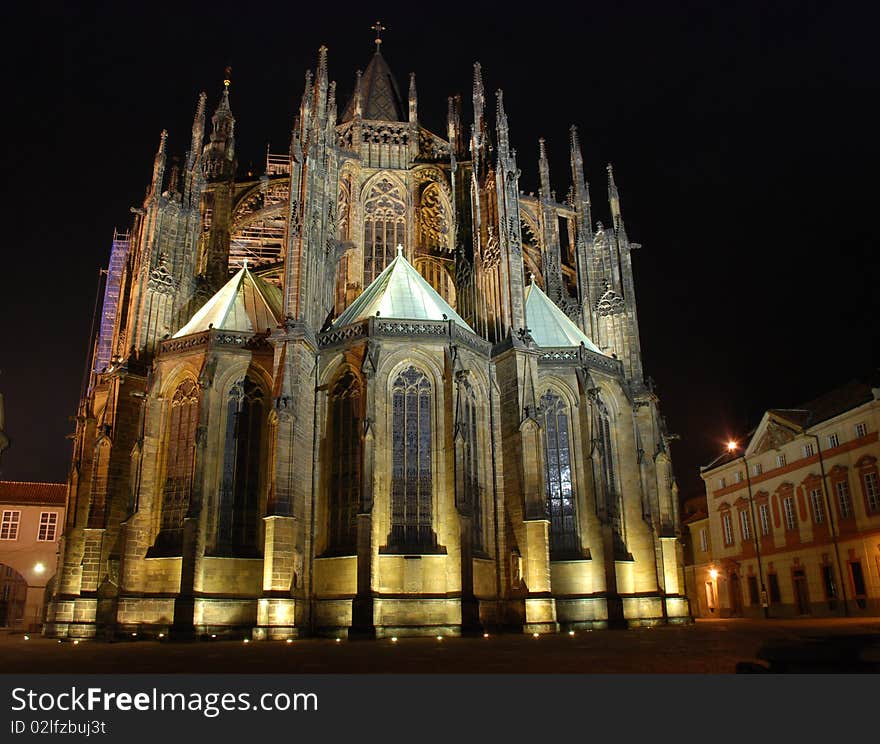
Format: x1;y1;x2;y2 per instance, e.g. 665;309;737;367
46;32;689;640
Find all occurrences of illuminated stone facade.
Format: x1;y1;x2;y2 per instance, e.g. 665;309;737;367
46;41;687;640
700;381;880;617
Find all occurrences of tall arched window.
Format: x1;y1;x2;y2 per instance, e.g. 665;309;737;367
418;182;453;254
540;391;579;558
217;377;265;554
363;176;406;285
160;379;200;532
459;382;483;551
327;372;361;553
87;440;110;528
390;366;434;549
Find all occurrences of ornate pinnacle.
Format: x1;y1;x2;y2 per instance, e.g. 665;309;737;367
371;20;385;52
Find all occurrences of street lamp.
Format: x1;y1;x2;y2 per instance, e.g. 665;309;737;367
727;440;770;619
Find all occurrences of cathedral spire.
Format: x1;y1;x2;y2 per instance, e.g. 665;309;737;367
472;62;485;147
408;72;418;124
538;137;551;200
149;129;167;200
569;125;593;238
203;69;236;181
495;89;510;157
607;163;624;232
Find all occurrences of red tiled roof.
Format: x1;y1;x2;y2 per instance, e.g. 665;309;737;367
0;481;67;506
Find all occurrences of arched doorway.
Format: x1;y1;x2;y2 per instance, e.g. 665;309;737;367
0;563;27;627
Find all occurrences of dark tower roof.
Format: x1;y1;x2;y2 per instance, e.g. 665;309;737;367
341;50;406;122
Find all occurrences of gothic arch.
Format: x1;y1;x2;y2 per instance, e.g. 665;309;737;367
360;171;409;285
417;182;454;254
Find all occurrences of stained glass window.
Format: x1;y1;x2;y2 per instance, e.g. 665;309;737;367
390;366;433;549
327;372;361;552
160;379;200;531
363;177;407;285
540;391;579;557
217;377;265;553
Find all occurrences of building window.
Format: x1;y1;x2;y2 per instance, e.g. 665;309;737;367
768;572;782;603
326;372;362;553
721;512;734;546
783;496;797;531
734;471;743;484
836;479;852;519
821;564;838;609
699;528;708;553
758;503;771;536
855;422;867;439
37;512;58;542
460;383;483;551
827;433;839;449
390;366;434;549
849;561;867;609
803;443;814;458
776;454;786;468
541;391;580;558
88;442;110;528
747;575;760;605
717;477;726;489
739;510;751;541
363;176;407;286
752;463;762;477
0;510;21;540
810;488;825;524
160;379;200;533
863;471;880;513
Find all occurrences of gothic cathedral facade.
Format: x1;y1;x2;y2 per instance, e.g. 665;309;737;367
47;41;689;640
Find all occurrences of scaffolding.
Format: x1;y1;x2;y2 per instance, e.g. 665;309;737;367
94;229;131;373
228;166;290;276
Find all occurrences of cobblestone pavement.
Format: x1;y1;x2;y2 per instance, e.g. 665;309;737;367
4;618;879;674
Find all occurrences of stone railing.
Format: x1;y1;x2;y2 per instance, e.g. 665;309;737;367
319;317;491;355
159;329;271;355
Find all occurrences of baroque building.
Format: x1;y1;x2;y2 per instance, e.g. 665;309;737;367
46;36;688;640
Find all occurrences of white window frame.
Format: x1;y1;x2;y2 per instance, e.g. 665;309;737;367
836;480;851;518
752;463;763;476
827;433;840;449
864;471;879;512
783;496;797;531
855;422;867;439
758;503;771;536
37;512;58;542
735;471;744;484
776;454;786;468
803;442;814;458
721;512;734;545
810;488;825;523
0;510;21;540
739;510;751;541
717;477;726;489
699;528;708;553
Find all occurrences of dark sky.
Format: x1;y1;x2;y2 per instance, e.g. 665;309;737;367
2;1;878;499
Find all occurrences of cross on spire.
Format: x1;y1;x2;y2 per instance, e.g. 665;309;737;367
223;66;231;90
371;20;386;52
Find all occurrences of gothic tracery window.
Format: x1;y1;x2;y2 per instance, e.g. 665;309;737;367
390;366;434;549
217;377;265;554
363;176;407;286
418;183;452;254
540;391;579;557
160;379;200;532
327;372;362;553
460;383;483;551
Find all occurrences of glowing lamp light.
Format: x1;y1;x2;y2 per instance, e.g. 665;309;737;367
436;636;443;641
243;638;250;644
286;639;293;644
568;630;575;636
391;636;398;643
23;635;29;641
34;562;46;574
211;634;217;639
709;568;719;580
335;638;341;643
158;633;165;639
73;640;80;646
483;633;489;638
532;632;540;638
727;441;738;452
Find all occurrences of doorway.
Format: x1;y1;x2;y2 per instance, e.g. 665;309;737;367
793;568;811;615
729;573;743;616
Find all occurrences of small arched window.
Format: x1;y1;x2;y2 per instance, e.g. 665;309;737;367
390;366;434;549
540;391;579;557
217;377;265;553
327;372;362;553
161;379;200;532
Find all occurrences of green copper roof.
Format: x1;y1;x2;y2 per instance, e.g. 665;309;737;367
174;266;282;337
524;279;603;352
333;247;473;332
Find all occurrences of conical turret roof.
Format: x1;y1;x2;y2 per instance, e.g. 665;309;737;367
341;50;406;122
333;247;472;331
524;278;603;352
174;266;282;337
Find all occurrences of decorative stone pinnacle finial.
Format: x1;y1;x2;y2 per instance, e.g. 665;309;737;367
529;272;536;284
242;258;248;269
396;243;404;256
371;20;386;52
223;66;231;89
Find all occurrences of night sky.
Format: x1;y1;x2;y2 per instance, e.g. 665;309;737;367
2;1;877;499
